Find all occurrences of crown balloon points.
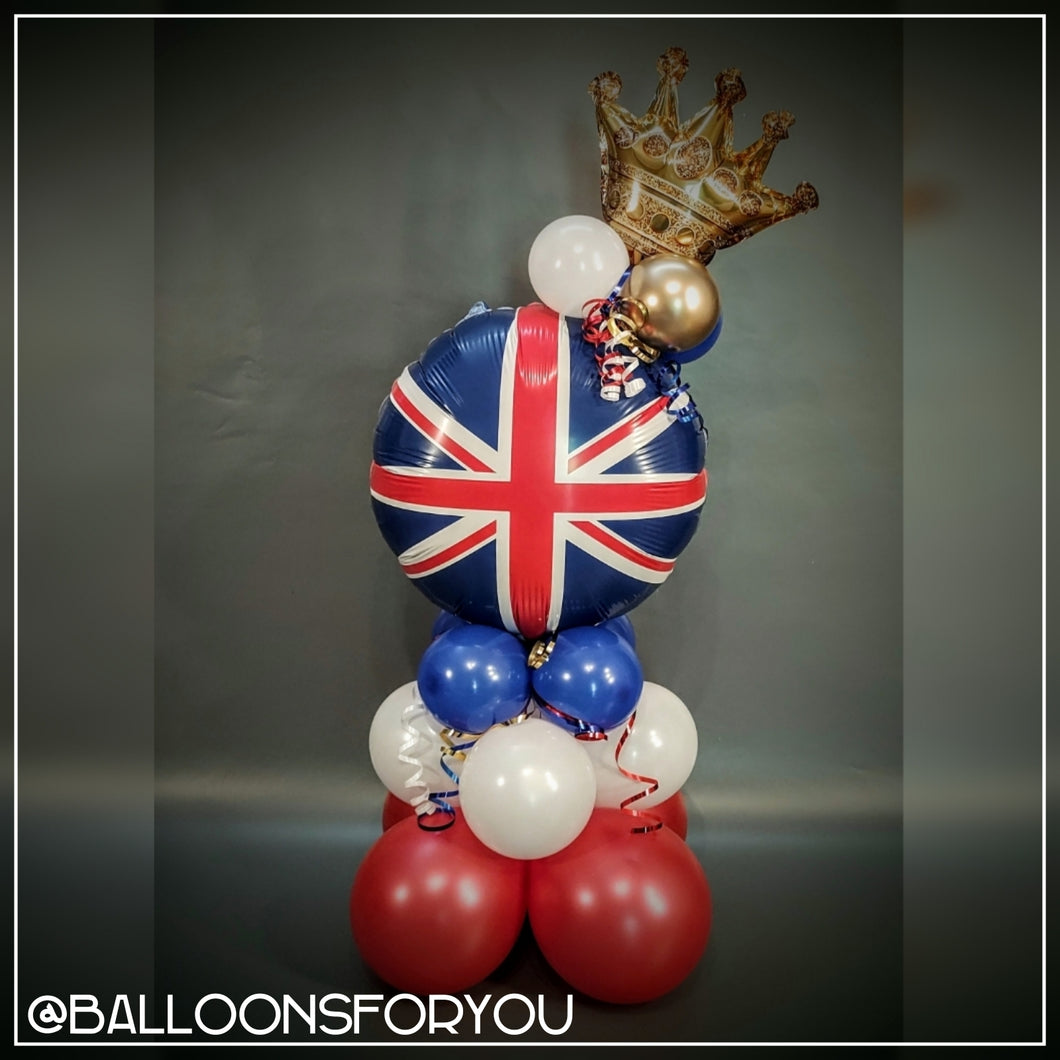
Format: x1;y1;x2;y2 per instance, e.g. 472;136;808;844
589;47;819;265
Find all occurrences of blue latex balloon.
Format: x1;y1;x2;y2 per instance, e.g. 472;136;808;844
531;625;643;732
430;610;469;640
598;614;636;649
669;314;722;365
417;623;530;734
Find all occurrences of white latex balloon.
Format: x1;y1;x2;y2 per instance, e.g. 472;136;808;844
459;717;596;860
527;214;631;319
585;681;698;810
368;681;461;808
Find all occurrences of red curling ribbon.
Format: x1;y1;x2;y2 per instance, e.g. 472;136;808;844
536;700;607;741
582;266;633;347
582;298;612;345
614;710;663;834
594;349;646;401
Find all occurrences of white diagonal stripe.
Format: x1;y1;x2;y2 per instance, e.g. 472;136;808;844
398;512;497;577
564;520;674;584
566;400;677;479
394;366;502;472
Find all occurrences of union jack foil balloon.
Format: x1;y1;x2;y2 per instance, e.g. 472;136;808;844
370;302;707;640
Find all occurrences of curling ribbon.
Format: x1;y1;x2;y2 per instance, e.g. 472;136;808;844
527;636;556;670
595;348;647;402
416;728;476;831
613;710;663;834
585;278;681;401
594;312;652;400
397;695;436;819
585;290;709;425
582;266;633;344
534;697;607;742
416;716;532;831
647;359;706;432
582;299;613;346
434;729;476;809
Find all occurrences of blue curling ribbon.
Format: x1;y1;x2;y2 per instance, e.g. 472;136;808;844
605;266;632;304
417;800;457;831
416;731;478;829
439;760;461;787
647;359;707;435
438;736;476;784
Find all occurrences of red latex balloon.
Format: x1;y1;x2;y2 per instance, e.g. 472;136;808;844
350;811;528;995
653;790;689;840
527;808;711;1004
381;791;416;831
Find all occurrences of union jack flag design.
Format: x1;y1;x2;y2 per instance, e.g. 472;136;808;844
371;303;707;640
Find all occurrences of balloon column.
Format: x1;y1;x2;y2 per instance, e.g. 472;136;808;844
352;46;817;1006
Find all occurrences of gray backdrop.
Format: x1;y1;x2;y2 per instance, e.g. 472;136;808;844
14;14;1042;1046
153;17;901;1042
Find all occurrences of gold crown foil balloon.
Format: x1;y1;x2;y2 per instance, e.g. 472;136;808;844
589;46;819;267
582;47;818;367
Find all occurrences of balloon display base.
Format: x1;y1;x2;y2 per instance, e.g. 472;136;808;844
358;793;708;1006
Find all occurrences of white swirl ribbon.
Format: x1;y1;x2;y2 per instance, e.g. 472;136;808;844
397;685;436;816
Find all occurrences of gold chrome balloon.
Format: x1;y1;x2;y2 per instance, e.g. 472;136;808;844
621;253;721;353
